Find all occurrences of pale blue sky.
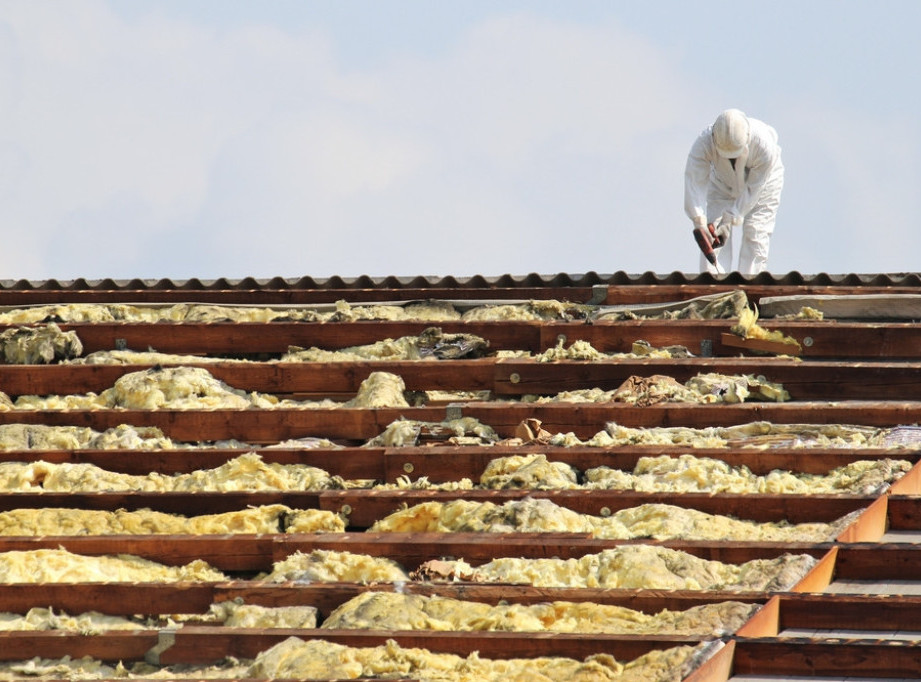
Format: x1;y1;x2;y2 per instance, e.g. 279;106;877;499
1;1;919;280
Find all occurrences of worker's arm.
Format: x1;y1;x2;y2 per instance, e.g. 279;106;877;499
684;130;712;228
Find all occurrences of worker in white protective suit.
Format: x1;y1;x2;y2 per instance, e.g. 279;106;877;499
684;109;784;274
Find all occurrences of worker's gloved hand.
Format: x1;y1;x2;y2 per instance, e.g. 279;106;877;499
709;220;728;248
692;215;707;231
707;218;730;249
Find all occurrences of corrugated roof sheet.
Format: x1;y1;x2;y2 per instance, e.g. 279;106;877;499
2;270;921;291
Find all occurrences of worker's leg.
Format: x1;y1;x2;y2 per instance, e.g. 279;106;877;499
739;170;784;275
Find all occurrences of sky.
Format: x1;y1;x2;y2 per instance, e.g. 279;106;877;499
1;0;920;281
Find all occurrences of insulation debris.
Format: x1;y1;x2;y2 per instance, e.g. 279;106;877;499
8;367;414;411
0;505;344;536
0;607;149;633
596;290;749;321
0;548;226;583
584;454;911;495
0;452;336;492
0;423;175;450
479;454;579;489
0;323;83;364
369;497;850;542
344;371;410;408
261;549;410;584
730;306;801;352
284;327;488;362
207;600;318;629
365;417;499;447
248;636;705;682
322;591;758;637
521;373;789;405
544;421;893;450
531;339;693;363
460;299;594;322
413;545;817;591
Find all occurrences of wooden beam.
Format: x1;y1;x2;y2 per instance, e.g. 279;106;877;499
50;321;544;354
0;360;496;397
732;639;921;678
545;319;921;359
774;592;921;632
383;446;919;483
0;627;705;665
0;401;916;441
7;317;921;359
832;543;921;580
0;447;384;478
458;401;921;438
0;583;215;616
880;495;921;531
214;584;764;619
493;358;921;399
384;443;921;483
0;630;156;663
0;444;908;482
10;356;921;401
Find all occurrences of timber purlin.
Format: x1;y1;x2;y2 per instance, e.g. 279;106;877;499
213;584;768;619
1;401;919;441
0;443;913;478
0;488;875;523
311;489;872;527
730;639;921;678
8;317;921;358
0;446;385;478
381;445;921;482
0;628;709;665
14;355;921;398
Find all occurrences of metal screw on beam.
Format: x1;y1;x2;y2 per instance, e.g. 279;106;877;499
403;462;414;473
599;506;612;517
557;334;567;345
115;338;127;350
700;339;713;357
340;504;351;516
509;373;520;384
803;336;814;347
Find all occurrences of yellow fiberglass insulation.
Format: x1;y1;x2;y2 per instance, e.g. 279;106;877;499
369;497;848;543
415;545;817;591
261;549;410;584
0;548;225;583
0;504;344;536
584;454;911;495
321;590;757;637
248;636;704;682
0;452;334;493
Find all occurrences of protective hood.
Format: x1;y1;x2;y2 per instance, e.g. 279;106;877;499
713;109;750;158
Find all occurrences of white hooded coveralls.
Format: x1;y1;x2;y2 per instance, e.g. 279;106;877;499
684;116;784;274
